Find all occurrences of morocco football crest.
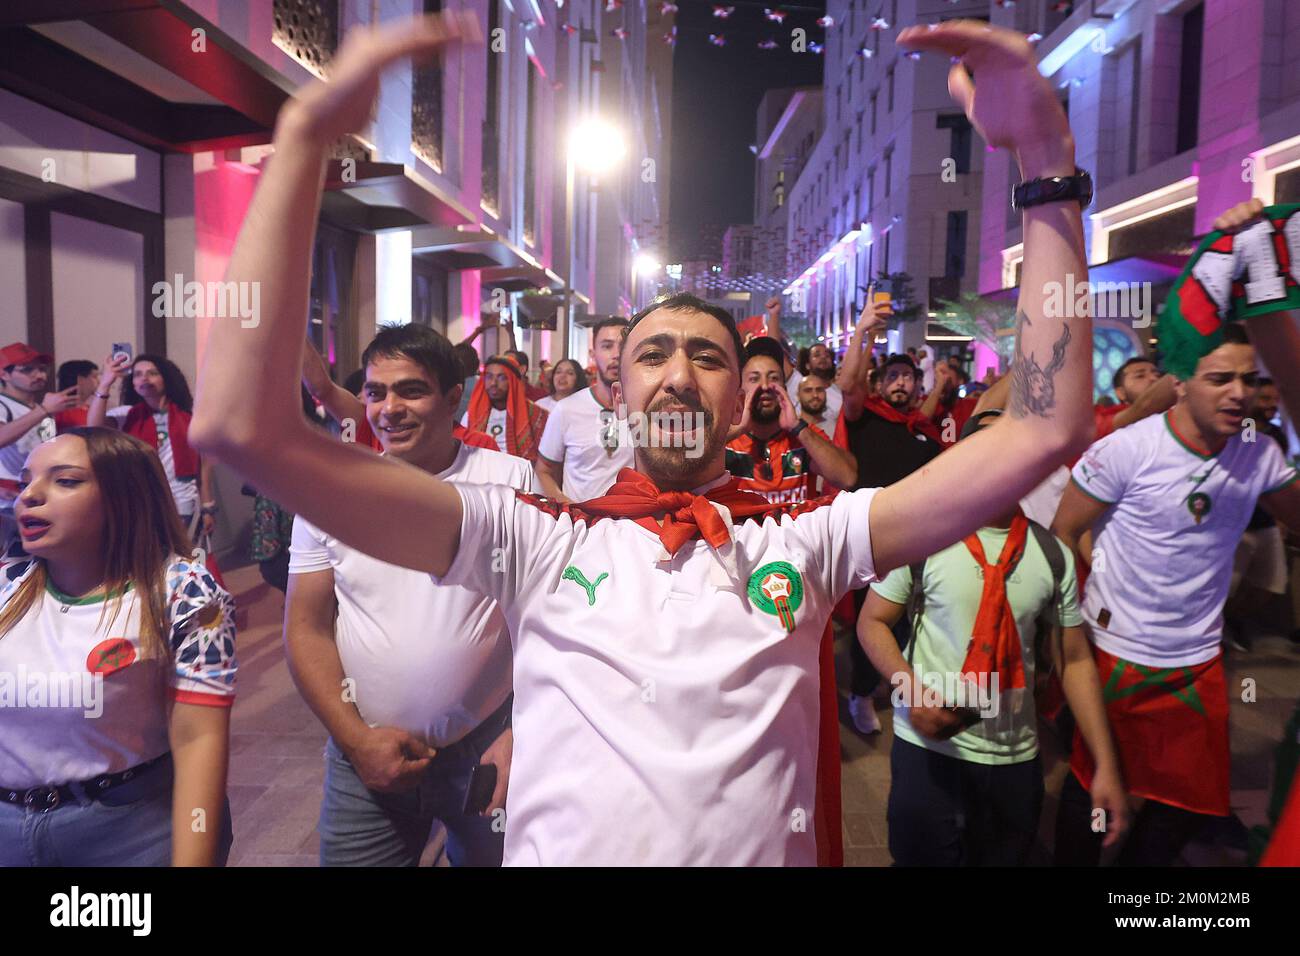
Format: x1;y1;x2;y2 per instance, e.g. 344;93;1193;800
748;561;804;633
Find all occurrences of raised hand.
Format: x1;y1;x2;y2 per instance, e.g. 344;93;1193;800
1212;198;1265;234
284;11;481;147
773;384;801;432
40;386;80;415
897;20;1073;177
856;296;893;338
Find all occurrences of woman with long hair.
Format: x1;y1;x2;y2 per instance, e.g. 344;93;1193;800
536;358;588;413
87;353;217;537
0;428;236;865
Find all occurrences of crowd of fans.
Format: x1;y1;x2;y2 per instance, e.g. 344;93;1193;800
1;13;1299;870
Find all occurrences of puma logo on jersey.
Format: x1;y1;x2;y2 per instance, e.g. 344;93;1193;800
562;566;608;606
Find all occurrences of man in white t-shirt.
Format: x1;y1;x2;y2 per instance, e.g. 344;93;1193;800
535;318;634;502
1052;242;1300;864
0;343;76;548
286;324;528;866
193;15;1100;865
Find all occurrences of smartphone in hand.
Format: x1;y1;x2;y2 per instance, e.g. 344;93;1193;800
461;762;498;816
111;342;133;365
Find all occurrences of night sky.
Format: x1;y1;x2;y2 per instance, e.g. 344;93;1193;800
667;0;827;261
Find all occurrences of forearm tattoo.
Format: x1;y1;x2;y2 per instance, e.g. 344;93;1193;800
1009;310;1072;419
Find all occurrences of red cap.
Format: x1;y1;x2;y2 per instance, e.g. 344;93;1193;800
0;342;53;369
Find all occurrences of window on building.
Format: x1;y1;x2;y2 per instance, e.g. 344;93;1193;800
884;149;892;197
882;230;891;274
481;0;502;215
870;93;877;134
524;64;537;245
944;211;967;278
867;166;875;213
1176;2;1203;154
937;114;972;174
887;68;895;112
856;111;864;153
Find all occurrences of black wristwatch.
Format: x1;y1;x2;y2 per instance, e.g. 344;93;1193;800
789;419;809;438
1012;167;1093;212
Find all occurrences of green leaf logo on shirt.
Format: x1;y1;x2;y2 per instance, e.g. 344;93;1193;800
562;565;609;606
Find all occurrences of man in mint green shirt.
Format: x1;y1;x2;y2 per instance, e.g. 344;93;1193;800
858;410;1126;865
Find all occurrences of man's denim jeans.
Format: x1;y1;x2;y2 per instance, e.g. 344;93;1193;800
318;709;507;867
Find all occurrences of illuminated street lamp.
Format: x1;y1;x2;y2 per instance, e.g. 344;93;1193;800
562;118;628;355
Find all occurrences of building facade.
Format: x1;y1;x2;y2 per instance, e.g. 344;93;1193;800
977;0;1300;395
782;0;991;358
0;0;670;549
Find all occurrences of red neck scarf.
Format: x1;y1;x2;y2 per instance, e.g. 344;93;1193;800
958;514;1030;691
466;357;548;461
123;401;198;479
573;467;795;555
862;395;943;444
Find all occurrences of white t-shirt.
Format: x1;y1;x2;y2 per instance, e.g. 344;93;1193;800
919;354;935;393
1020;465;1071;528
436;474;881;865
462;407;510;454
151;410;198;517
1071;411;1297;667
535;395;557;413
288;443;534;748
786;371;843;426
0;394;56;482
536;387;635;502
0;555;237;789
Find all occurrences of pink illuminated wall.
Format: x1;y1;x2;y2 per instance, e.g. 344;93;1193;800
192;155;260;364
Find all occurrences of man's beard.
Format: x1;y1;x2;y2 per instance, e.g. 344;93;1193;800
635;396;720;488
597;363;619;389
885;388;912;410
752;397;780;424
801;399;826;416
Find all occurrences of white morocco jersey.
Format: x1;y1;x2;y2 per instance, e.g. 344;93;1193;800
436;473;880;865
536;387;635;502
1071;411;1297;667
289;442;535;748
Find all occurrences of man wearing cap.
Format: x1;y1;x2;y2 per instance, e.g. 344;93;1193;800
461;355;548;462
0;343;78;546
725;337;857;506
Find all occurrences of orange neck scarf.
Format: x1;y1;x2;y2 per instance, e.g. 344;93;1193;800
958;514;1030;691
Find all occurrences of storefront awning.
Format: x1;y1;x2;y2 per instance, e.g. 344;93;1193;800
0;2;294;152
412;225;531;272
479;263;564;294
321;160;474;232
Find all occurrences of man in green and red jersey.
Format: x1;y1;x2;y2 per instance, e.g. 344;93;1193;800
725;339;856;505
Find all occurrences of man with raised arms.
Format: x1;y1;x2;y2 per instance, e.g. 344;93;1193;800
193;13;1095;865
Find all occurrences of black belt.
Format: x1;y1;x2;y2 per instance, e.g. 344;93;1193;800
2;752;171;813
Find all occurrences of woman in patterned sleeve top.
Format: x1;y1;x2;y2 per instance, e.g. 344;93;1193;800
0;427;237;866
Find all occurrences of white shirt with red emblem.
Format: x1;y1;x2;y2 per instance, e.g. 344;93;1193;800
435;472;880;865
0;555;236;789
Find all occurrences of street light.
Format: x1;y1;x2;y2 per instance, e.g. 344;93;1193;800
632;254;660;311
562;118;628;358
